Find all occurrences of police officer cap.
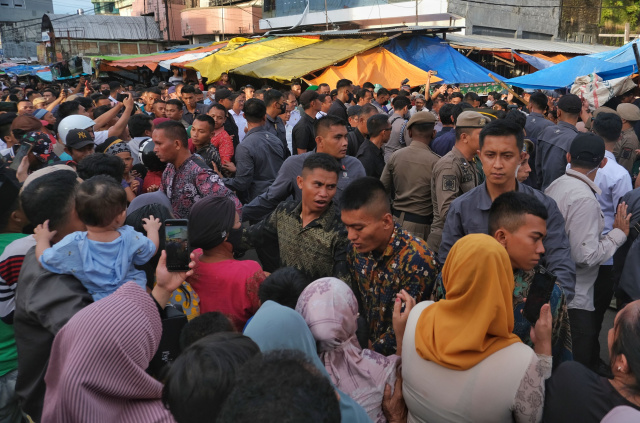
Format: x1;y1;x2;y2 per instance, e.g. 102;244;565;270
593;106;618;119
456;111;490;128
406;111;436;129
616;103;640;122
569;132;605;164
557;94;582;114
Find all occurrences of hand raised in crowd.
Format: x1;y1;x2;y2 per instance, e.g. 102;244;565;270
130;169;142;179
33;219;57;243
382;367;408;423
613;201;632;237
152;250;196;308
222;161;236;175
129;178;140;193
123;93;134;109
146;184;160;193
16;155;29;183
392;289;416;356
530;303;552;356
141;215;161;233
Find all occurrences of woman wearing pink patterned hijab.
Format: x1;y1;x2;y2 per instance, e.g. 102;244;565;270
295;277;400;423
42;282;175;422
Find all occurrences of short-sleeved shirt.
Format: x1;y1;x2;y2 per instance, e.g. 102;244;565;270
543;361;640;423
428;146;479;251
39;226;155;300
292;112;316;153
380;141;440;217
356;139;385;178
614;127;639;173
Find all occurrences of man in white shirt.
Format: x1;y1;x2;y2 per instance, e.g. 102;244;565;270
545;132;631;370
229;92;247;143
591;112;632;369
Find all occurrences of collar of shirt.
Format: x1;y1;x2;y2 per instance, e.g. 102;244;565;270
301;112;316;123
230;110;244;117
565;168;602;195
477;182;529;211
292;201;336;229
557;120;578;133
245;125;267;137
409;141;434;153
530;112;545;119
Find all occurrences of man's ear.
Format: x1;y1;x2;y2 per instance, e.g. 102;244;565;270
296;175;304;190
493;228;508;247
382;212;394;230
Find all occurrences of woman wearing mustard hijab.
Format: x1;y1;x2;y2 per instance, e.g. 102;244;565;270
401;234;553;423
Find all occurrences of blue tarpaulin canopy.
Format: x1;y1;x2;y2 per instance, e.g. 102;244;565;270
589;38;640;63
385;36;503;84
515;51;555;70
506;55;637;90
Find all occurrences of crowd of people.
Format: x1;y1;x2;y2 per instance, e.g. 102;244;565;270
1;68;640;422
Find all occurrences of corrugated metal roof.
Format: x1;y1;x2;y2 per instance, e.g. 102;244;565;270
271;26;465;37
42;14;162;41
445;34;615;54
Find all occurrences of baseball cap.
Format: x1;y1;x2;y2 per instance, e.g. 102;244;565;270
569;132;605;164
215;88;232;101
456;111;490;128
407;111;436;128
33;109;48;120
617;103;640;122
65;128;95;150
21;131;57;163
557;94;582;114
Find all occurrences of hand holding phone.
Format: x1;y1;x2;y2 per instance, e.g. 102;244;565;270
164;219;190;271
523;266;556;325
9;144;32;171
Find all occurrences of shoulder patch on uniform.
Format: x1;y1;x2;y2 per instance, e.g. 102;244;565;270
442;175;457;192
622;147;633;159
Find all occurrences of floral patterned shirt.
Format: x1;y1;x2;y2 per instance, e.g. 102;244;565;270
160;155;242;219
348;224;439;356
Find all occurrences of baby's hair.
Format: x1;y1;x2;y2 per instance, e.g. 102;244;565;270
76;175;128;227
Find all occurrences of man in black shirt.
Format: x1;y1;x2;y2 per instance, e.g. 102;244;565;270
356;113;390;178
347;103;378;156
327;79;353;127
292;91;321;155
263;89;290;157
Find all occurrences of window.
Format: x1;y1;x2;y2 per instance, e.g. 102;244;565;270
521;31;553;41
472;25;516;37
0;0;12;7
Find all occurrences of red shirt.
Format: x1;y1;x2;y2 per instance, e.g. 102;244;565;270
142;171;163;193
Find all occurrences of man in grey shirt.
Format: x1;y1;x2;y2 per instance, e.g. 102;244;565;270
223;99;287;203
242;115;366;222
440;119;576;301
383;96;412;162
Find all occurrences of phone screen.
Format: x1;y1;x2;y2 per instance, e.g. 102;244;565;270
164;219;190;271
9;144;32;171
196;71;202;80
523;266;557;325
116;92;127;103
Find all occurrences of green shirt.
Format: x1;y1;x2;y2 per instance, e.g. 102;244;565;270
0;233;26;376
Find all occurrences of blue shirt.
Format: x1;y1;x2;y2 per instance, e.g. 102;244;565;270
430;129;456;157
39;225;155;301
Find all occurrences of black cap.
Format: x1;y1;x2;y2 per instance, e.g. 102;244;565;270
216;88;232;101
557;94;582;114
570;132;605;164
65;128;95;149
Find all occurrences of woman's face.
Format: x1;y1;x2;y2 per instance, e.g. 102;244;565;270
116;151;133;174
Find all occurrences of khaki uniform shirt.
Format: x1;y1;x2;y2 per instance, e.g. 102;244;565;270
427;146;479;251
380;141;440;216
614;127;639;173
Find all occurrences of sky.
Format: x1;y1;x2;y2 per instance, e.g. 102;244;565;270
52;0;95;14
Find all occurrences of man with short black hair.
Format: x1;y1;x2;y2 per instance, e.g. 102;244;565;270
356;89;373;107
357;113;389;178
545;132;630;369
263;89;290;157
127;113;154;164
327;79;352;125
16;100;34;116
463;92;481;108
383;95;412;161
165;99;188;128
108;81;123;104
242;115;365;222
525;92;553;142
382;112;440;240
536;93;581;191
229;92;247;143
440;119;577;301
241;153;349;282
292;91;321;155
223;99;287;202
347;103;377;157
318;83;331;95
372;88;390;114
190;114;222;172
141;87;162;117
450;92;463;105
215;88;240;150
181;85;209;125
342;177;438;356
63;128;95;163
153;120;241;219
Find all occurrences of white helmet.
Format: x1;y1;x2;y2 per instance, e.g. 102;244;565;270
58;115;95;145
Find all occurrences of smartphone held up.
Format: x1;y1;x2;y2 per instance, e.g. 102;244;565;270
523;266;557;326
164;219;190;272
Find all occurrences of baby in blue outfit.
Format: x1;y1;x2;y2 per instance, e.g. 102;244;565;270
34;175;161;301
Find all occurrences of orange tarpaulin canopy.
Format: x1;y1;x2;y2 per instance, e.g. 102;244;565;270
309;48;441;88
530;52;569;64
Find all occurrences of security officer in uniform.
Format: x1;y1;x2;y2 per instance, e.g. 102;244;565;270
427;111;490;251
380;111;439;240
615;103;640;174
535;94;581;191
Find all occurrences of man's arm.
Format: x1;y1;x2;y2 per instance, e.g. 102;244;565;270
242;157;298;222
223;143;254;193
107;95;135;138
535;141;544;190
433;165;461;224
437;198;467;264
240;208;279;251
380;161;394;193
196;170;243;219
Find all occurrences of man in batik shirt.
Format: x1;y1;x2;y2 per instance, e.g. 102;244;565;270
341;177;438;356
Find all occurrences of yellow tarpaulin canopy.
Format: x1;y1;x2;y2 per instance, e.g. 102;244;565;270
233;37;389;83
188;36;320;82
309;47;442;88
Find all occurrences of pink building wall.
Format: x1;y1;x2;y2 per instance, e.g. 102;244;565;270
181;6;263;38
131;0;185;42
